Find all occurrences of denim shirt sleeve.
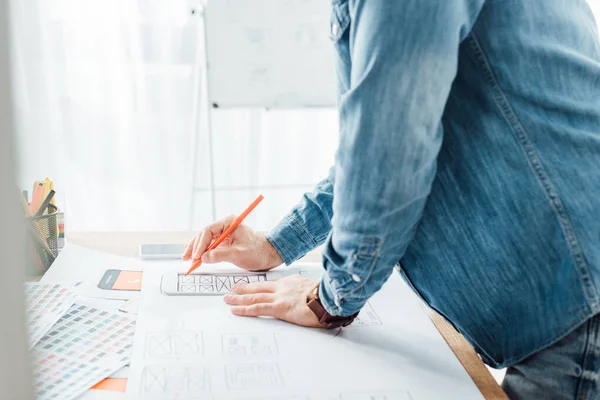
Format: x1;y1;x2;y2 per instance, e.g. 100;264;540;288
266;168;335;264
319;0;485;316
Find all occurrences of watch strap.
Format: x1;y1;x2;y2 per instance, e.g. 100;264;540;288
306;284;358;329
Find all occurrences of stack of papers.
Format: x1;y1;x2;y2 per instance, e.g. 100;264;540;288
31;303;136;400
24;282;79;348
24;282;137;400
127;264;485;400
30;244;486;399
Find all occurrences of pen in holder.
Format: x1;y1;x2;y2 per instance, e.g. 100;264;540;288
25;204;59;275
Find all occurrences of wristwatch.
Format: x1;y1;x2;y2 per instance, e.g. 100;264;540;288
306;283;359;329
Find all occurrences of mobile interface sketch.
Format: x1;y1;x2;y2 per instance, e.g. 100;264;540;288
177;274;267;294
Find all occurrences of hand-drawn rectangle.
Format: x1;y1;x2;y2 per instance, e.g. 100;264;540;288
177;274;267;295
141;364;210;394
146;331;204;359
225;362;283;390
350;302;382;327
222;333;279;357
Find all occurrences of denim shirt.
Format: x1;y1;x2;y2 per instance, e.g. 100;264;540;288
266;0;600;368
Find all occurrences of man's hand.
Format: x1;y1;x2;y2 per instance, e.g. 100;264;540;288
223;275;323;328
181;215;284;272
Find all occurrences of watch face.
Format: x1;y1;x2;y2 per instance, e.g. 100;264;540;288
311;284;320;297
306;283;319;300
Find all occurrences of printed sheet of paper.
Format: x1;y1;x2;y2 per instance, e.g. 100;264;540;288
31;303;136;400
24;282;80;348
42;244;144;300
127;261;484;400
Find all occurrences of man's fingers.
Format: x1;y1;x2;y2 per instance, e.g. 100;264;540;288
202;247;239;264
193;230;211;260
230;304;279;318
191;233;203;260
193;215;237;260
223;293;275;306
181;236;196;260
232;282;276;294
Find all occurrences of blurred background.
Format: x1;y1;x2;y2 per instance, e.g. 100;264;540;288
10;0;600;233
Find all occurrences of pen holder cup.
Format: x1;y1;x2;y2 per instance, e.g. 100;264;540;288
25;204;59;275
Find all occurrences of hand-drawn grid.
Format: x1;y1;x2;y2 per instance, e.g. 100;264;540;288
349;302;382;327
222;333;279;357
340;391;412;400
141;364;210;394
178;274;266;294
145;331;204;359
225;362;283;390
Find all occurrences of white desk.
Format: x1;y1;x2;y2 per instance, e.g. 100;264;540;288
68;231;507;400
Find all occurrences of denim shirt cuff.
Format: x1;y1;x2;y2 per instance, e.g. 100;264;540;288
318;275;343;316
319;273;365;317
265;213;317;265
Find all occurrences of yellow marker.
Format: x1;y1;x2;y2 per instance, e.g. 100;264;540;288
33;177;56;213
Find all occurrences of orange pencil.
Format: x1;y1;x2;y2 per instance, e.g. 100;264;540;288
29;183;44;214
184;194;264;276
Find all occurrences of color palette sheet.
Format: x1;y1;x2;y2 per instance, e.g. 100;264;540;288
24;282;79;348
31;303;136;400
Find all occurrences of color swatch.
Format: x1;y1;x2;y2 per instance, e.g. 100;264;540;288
31;303;136;400
113;270;143;291
24;283;79;348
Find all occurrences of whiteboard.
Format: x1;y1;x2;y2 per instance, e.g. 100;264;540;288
205;0;338;108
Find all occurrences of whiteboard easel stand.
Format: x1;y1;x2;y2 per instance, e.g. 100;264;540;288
189;3;217;228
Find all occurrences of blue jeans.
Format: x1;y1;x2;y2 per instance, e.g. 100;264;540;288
502;315;600;399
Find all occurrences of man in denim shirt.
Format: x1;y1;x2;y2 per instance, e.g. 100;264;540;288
183;0;600;398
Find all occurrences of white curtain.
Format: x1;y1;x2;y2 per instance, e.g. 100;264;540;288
11;0;201;231
10;0;339;231
9;0;599;232
198;108;338;230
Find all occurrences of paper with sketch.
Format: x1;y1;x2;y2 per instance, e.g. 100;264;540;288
161;265;322;296
42;243;144;300
24;282;80;348
127;260;483;399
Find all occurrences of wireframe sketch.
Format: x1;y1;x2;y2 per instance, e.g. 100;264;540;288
244;28;266;48
178;274;266;294
222;333;279;357
141;364;210;394
145;331;204;359
340;391;412;400
225;362;283;390
350;302;382;327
